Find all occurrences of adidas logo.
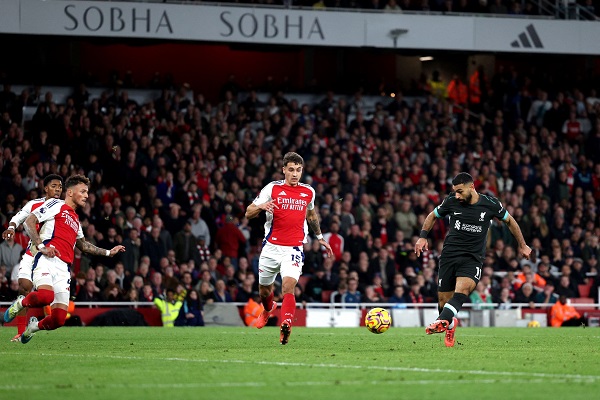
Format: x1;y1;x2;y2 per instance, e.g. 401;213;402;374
511;24;543;49
278;191;287;196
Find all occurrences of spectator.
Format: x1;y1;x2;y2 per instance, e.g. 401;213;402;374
189;203;211;246
153;288;183;328
214;215;246;267
174;289;204;327
470;281;494;309
173;221;201;265
213;279;233;302
535;282;559;305
323;220;344;262
549;295;586;327
0;235;23;274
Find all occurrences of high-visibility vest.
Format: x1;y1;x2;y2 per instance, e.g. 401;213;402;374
154;298;183;328
549;302;581;327
244;298;264;327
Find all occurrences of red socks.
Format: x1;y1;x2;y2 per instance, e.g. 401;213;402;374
280;293;296;324
15;315;27;335
22;289;54;307
38;308;68;331
262;292;274;310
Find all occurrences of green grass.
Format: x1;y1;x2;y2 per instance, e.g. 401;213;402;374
0;326;599;400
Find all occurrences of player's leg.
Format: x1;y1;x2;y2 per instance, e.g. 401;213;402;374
11;278;34;341
4;254;35;330
12;254;36;340
255;245;279;329
426;258;457;334
437;260;479;347
278;245;303;345
21;259;71;344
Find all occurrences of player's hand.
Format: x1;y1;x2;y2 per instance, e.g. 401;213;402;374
519;244;532;260
41;246;60;258
2;228;14;240
320;239;334;258
259;200;279;214
109;245;126;257
414;238;428;257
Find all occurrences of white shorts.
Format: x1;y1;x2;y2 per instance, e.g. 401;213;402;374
258;242;303;286
17;253;35;281
32;253;71;306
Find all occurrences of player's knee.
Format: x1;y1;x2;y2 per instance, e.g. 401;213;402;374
18;283;33;296
37;289;55;304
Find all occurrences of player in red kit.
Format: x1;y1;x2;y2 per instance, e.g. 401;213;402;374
4;175;125;343
2;174;63;342
245;152;333;345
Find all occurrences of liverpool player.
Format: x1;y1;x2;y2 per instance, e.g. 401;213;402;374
245;152;333;345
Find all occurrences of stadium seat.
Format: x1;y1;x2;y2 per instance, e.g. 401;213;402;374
578;283;592;298
569;297;594;304
297;275;310;291
321;290;333;303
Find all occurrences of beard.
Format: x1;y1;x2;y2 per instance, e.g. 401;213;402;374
458;192;472;204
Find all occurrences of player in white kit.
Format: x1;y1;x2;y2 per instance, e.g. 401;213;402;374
2;174;63;342
4;174;125;343
245;152;333;345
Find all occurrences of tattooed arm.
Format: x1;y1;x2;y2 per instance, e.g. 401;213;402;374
306;208;333;258
76;239;126;257
24;214;60;258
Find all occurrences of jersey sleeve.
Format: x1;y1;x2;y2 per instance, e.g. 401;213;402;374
9;201;35;227
252;182;274;206
32;199;63;223
77;224;84;240
307;186;316;211
433;194;453;218
491;199;509;221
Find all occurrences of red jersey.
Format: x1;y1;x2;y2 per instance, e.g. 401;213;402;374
32;199;84;264
253;180;315;247
9;197;46;256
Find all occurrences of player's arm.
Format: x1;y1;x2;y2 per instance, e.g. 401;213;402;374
2;207;31;239
75;238;126;257
503;214;532;260
24;214;60;258
306;208;334;258
245;200;278;219
415;211;437;257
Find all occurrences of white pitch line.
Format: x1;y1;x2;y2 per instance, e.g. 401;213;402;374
0;378;598;391
2;351;599;381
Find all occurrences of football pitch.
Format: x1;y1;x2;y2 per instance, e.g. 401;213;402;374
0;326;598;400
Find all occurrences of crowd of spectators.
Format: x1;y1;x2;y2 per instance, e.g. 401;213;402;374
0;59;598;313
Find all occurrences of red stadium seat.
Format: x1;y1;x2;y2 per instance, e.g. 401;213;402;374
321;290;333;303
298;275;310;291
578;283;592;298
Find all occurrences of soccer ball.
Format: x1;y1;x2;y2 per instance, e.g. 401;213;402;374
365;307;392;334
527;320;540;328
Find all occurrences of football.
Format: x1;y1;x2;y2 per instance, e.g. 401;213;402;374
365;307;392;334
527;320;541;328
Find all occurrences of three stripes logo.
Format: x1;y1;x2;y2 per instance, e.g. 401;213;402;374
511;24;543;49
